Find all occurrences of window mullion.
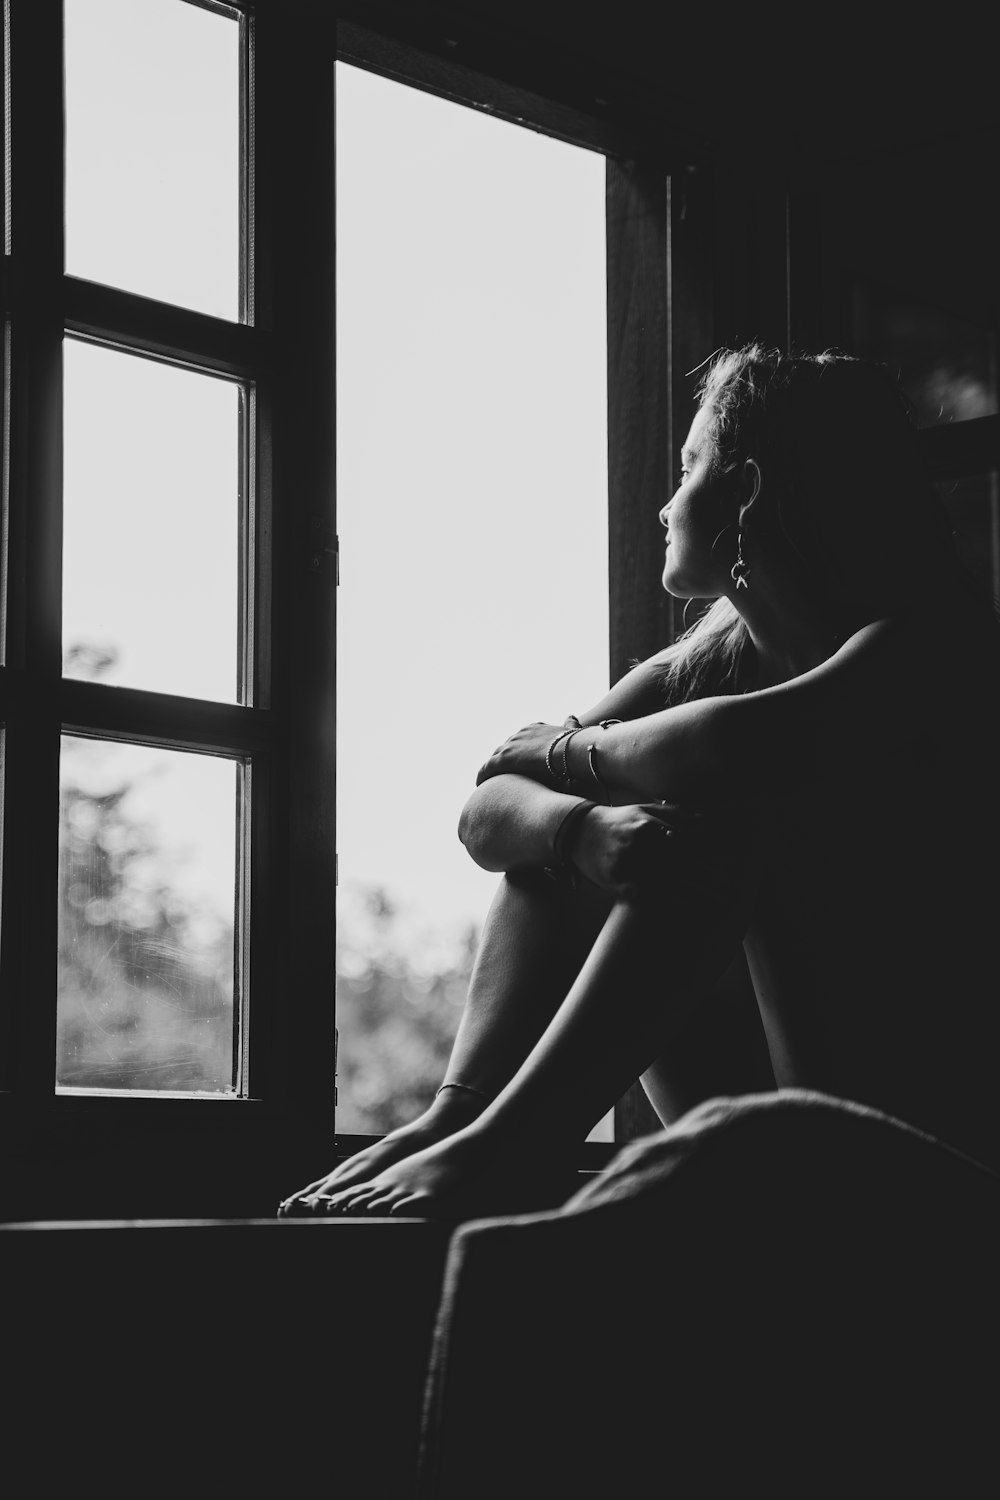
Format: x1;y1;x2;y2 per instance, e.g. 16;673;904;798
1;0;64;1094
605;156;678;1144
62;276;268;383
252;1;336;1125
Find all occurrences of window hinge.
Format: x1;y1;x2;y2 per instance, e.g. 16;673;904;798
335;851;339;885
334;1027;339;1109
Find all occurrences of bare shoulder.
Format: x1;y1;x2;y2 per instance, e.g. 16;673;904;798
759;607;996;721
719;607;1000;794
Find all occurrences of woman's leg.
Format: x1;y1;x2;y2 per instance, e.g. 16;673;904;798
278;866;612;1213
322;831;757;1218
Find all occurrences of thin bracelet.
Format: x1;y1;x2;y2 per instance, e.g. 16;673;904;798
556;729;579;784
552;798;595;865
577;721;620;801
436;1081;489;1100
586;740;612;804
544;729;575;784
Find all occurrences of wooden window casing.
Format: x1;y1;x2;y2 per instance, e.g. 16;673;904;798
0;1;714;1206
15;2;991;1206
0;0;339;1215
332;19;695;1157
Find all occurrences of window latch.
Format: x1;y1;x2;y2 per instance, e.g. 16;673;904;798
308;518;338;578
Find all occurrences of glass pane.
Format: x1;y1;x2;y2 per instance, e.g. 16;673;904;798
852;281;998;428
63;339;241;703
334;65;611;1140
57;734;238;1093
65;0;241;320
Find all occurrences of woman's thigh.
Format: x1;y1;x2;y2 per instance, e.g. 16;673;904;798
636;810;770;1123
640;949;775;1124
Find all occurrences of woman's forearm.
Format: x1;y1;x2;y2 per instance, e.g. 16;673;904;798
563;689;818;806
563;696;734;806
458;774;592;872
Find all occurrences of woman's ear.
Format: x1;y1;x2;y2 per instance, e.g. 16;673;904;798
738;458;763;528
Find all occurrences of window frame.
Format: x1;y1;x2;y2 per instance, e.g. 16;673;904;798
0;0;340;1213
327;11;1000;1157
8;1;993;1212
0;0;705;1204
330;18;694;1156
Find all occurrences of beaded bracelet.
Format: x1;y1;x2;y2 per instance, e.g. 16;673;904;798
544;728;576;785
556;728;578;784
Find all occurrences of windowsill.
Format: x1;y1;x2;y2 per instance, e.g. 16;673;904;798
2;1215;457;1231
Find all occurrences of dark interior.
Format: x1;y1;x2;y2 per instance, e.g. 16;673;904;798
3;3;999;1494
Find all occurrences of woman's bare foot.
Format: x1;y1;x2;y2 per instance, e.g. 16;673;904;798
277;1087;488;1216
315;1121;569;1221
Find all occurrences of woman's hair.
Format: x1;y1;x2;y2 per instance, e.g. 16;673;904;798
659;343;958;703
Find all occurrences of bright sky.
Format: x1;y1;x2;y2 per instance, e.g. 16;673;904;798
335;64;608;944
59;2;609;953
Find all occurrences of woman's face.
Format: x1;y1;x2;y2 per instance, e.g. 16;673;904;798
660;405;741;599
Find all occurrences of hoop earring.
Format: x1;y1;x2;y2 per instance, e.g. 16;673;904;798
731;532;750;591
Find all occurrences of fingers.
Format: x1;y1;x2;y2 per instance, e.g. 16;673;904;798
476;723;560;785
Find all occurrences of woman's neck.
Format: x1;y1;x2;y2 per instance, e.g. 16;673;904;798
737;583;844;688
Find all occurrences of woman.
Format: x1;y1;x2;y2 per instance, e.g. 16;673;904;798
280;345;1000;1219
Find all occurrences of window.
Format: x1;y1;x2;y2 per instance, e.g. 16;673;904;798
57;733;240;1093
0;1;685;1214
334;62;610;1137
49;1;252;1101
0;0;340;1215
65;0;241;319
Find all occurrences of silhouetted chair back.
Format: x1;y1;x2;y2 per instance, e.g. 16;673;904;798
418;1091;1000;1498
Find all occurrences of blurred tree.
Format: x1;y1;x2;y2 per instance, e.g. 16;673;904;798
335;884;476;1134
58;750;236;1091
58;643;234;1091
59;642;476;1113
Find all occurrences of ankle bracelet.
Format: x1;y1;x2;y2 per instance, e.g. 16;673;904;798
436;1081;489;1100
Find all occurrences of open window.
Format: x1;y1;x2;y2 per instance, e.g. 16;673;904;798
0;2;698;1211
333;60;612;1138
17;0;983;1212
0;0;340;1217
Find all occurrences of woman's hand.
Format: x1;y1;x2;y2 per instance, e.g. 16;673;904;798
564;802;690;896
476;719;581;789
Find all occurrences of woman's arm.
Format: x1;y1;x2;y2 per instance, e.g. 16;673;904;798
457;775;591;872
458;773;694;896
457;647;680;872
569;617;920;803
479;617;922;807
